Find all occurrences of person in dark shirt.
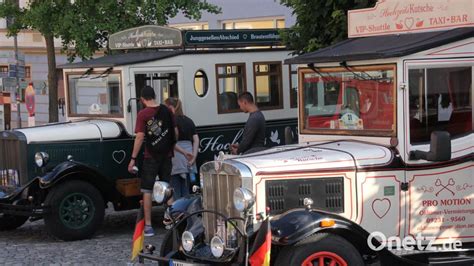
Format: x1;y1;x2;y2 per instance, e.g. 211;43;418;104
127;86;181;237
165;97;199;200
231;92;266;155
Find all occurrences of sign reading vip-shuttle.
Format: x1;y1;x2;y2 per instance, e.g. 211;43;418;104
108;25;183;50
348;0;474;38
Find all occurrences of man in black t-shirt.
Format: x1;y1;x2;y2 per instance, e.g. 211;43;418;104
127;86;178;237
231;92;266;155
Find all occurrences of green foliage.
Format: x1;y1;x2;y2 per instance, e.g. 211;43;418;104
0;0;221;60
280;0;376;54
60;0;221;61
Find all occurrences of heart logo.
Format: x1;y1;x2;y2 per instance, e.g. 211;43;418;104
372;198;391;219
404;17;415;30
112;150;126;164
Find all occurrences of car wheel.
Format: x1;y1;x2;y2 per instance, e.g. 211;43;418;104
275;233;364;266
44;180;105;241
0;213;29;230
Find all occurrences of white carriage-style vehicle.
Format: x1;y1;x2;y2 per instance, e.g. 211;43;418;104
142;2;474;265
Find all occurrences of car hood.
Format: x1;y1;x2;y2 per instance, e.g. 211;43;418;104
228;141;393;175
14;120;123;144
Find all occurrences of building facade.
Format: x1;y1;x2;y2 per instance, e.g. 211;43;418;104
0;0;70;128
168;0;295;30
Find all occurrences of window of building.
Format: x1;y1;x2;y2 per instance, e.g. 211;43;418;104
289;64;297;108
169;22;209;30
409;66;472;144
216;63;246;113
223;18;286;29
276;19;285;28
194;70;208;97
254;62;282;109
25;66;31;79
0;65;8;75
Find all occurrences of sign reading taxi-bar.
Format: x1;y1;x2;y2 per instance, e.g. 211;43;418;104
348;0;474;38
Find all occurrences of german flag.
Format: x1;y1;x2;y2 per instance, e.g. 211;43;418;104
131;204;145;261
249;218;271;266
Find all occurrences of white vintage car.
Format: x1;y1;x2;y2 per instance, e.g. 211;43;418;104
143;26;474;266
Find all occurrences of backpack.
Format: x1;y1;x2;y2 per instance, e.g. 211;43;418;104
145;104;176;156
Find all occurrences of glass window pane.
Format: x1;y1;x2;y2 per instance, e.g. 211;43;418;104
194;70;208;97
67;73;123;116
254;62;282;109
302;68;395;134
216;64;246;113
409;67;472;144
169;23;209;30
276;19;285;28
233;20;274;29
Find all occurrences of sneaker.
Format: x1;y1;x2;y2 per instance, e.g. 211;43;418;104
144;225;155;237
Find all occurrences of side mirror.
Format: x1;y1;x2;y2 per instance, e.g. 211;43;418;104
409;131;451;162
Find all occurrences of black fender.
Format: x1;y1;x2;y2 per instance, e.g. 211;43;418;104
271;208;371;245
271;209;381;256
38;160;113;201
167;195;202;217
165;195;204;237
270;208;415;265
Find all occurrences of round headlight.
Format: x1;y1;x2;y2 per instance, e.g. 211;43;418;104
181;231;194;252
233;188;255;212
34;152;49;168
210;236;225;258
153;181;173;204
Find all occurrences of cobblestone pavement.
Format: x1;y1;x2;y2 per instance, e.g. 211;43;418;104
0;204;167;265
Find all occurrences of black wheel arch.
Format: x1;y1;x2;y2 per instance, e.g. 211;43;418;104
38;161;114;202
270;208;392;261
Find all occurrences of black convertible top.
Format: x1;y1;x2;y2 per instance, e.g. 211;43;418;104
285;27;474;64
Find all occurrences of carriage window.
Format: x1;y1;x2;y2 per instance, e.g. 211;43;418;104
68;73;123;117
194;70;208;97
216;63;246;113
409;67;472;144
254;62;282;109
289;64;298;108
300;66;395;136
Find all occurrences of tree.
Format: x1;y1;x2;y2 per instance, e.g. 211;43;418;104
0;0;220;123
60;0;221;61
280;0;376;54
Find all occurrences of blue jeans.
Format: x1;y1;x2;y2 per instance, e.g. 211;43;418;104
171;174;190;200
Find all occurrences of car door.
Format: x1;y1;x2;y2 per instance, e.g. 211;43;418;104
405;65;473;245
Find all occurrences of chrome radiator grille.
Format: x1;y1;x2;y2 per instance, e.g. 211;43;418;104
0;134;27;190
202;172;242;243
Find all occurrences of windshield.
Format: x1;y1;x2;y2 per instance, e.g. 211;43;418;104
300;65;395;136
67;73;123;117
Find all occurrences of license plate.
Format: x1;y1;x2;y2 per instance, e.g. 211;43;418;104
170;259;210;266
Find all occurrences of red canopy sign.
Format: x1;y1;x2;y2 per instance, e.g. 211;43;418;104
348;0;474;38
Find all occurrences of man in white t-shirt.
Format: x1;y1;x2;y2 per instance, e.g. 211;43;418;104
438;94;453;122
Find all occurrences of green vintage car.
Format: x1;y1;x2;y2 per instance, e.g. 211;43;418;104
0;120;137;240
